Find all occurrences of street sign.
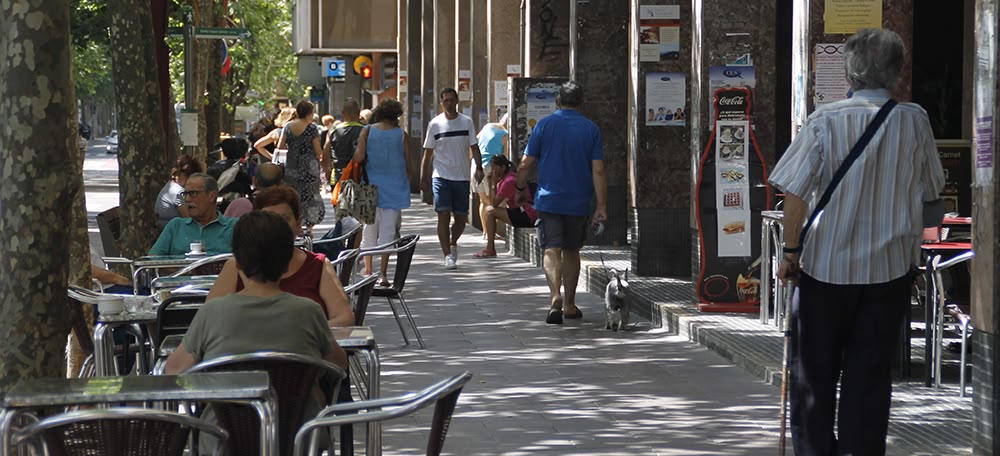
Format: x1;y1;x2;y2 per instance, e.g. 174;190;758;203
166;26;250;39
195;27;250;39
323;58;346;77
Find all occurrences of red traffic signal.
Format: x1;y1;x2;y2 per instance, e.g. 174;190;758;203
361;65;372;79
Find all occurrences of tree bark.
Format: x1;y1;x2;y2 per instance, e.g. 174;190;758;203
66;115;93;378
0;0;78;388
206;41;223;148
109;0;170;259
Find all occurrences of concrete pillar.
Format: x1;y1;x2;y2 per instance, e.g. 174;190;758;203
576;1;629;247
420;0;436;204
471;0;489;129
971;0;1000;451
456;0;472;115
404;0;424;193
488;0;521;121
525;0;570;77
435;0;457;97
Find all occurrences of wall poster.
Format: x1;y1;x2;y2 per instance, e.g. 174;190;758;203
458;70;472;101
708;66;755;122
645;72;686;126
638;5;680;62
824;0;882;34
526;87;558;132
814;43;850;106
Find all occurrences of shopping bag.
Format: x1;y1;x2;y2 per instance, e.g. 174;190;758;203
334;160;378;224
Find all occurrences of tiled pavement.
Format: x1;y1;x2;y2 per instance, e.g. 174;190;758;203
83;150;972;455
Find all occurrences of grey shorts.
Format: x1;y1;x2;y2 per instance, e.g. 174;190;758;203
536;211;589;250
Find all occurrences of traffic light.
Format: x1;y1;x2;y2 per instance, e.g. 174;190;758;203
361;65;372;79
353;55;373;75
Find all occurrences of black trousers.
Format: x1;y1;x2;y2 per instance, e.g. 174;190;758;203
790;272;911;456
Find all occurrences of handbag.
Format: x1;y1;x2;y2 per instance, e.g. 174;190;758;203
334;160;378;224
271;127;288;165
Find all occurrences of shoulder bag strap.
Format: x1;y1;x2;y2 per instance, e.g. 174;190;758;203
359;126;372;184
799;99;898;247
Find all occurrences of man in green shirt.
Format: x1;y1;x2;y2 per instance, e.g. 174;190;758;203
149;173;237;256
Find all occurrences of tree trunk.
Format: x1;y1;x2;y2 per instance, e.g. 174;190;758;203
0;0;78;389
109;0;170;259
206;41;223;149
66;133;94;378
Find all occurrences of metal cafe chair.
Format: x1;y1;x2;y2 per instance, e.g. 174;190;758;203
11;408;229;456
150;294;206;375
313;222;364;260
343;273;379;327
295;371;473;456
357;235;423;348
330;248;361;289
169;253;232;277
67;285;147;377
186;351;348;456
929;251;975;396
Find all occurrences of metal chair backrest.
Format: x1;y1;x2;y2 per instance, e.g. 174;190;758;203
169;253;232;277
343;273;379;325
154;294;205;350
96;206;122;257
294;371;473;456
330;248;360;287
313;222;363;258
359;234;420;293
12;407;229;456
187;351;347;456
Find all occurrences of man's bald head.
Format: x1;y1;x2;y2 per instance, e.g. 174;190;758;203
255;163;284;189
342;98;361;122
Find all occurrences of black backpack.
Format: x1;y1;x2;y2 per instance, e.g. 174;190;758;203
331;124;364;169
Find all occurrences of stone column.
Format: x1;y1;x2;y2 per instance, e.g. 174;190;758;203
971;0;1000;452
525;0;570;77
420;0;436;204
488;0;521;120
456;0;472;114
472;0;489;128
405;0;424;193
576;1;629;247
435;0;457;96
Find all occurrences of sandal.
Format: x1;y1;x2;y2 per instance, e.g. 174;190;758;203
473;249;497;258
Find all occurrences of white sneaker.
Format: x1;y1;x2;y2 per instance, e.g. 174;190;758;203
445;255;457;270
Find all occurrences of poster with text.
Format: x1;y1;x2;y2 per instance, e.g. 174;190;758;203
398;70;408;94
639;5;680;62
825;0;882;34
708;66;755;121
715;120;751;257
458;70;472;101
645;72;686;126
814;43;850;106
494;80;509;106
526;88;558;132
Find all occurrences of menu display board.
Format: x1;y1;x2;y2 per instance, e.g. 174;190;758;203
695;87;772;312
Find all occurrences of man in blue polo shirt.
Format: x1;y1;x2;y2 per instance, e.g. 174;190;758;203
149;173;237;256
515;81;607;324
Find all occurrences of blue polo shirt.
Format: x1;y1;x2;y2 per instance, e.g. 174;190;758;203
148;213;237;256
524;109;603;216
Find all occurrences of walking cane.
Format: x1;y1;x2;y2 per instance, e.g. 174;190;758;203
778;263;799;456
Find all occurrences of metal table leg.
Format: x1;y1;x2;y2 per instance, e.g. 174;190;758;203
358;347;381;456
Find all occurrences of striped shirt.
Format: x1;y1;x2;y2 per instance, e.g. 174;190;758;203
769;89;945;285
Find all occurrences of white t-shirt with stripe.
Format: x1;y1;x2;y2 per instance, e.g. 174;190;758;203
423;113;477;181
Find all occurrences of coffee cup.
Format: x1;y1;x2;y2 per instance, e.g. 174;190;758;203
190;240;204;254
97;294;126;315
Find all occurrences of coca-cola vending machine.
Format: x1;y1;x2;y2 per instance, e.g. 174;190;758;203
695;87;772;312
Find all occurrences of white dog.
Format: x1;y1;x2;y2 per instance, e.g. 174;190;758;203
604;268;631;331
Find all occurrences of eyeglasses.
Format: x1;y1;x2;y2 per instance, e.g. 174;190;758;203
180;190;205;199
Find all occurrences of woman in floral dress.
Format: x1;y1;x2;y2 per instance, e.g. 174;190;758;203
277;100;325;228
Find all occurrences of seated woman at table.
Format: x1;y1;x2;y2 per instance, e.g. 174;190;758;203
165;210;349;377
206;185;354;327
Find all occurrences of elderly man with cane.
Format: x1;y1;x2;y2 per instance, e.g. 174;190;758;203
770;28;945;455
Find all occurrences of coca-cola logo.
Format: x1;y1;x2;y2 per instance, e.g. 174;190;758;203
719;96;745;106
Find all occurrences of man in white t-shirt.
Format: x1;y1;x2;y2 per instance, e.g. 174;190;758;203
421;88;485;270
